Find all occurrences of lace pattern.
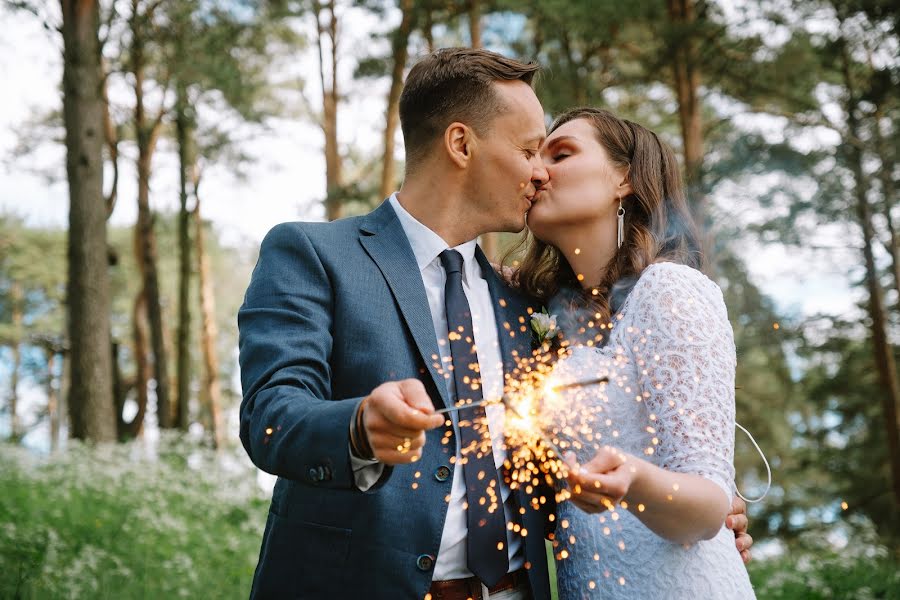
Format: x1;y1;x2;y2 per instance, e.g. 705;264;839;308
551;262;755;599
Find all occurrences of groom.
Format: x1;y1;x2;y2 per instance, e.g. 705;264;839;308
238;47;752;599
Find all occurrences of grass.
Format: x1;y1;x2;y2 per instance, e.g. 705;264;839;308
0;438;268;599
1;439;897;599
747;546;900;599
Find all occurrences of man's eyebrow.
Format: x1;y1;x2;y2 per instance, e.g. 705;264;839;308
523;135;545;146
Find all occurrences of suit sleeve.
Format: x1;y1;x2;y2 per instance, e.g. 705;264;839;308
238;222;363;489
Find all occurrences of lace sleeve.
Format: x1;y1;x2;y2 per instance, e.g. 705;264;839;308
622;263;736;500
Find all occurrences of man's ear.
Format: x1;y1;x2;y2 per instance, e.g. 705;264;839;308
445;122;475;169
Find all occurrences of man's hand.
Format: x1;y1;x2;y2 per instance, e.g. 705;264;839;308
361;379;444;465
726;495;753;564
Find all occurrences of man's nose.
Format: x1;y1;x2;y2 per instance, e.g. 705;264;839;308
531;160;549;189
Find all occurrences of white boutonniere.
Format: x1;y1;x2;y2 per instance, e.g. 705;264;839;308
530;308;559;345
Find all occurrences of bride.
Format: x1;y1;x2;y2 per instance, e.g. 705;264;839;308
513;108;756;599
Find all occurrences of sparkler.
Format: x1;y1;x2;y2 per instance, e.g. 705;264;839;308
434;376;609;415
500;392;566;460
436;373;612;498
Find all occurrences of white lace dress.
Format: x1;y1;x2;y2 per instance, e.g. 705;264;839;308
551;262;756;599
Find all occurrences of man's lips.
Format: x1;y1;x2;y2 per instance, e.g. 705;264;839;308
527;188;547;204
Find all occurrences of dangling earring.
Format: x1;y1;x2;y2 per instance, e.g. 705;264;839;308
617;197;626;249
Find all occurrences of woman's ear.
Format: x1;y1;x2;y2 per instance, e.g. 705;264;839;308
617;167;633;198
445;122;474;169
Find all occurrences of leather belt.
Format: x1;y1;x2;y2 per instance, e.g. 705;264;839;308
427;568;528;600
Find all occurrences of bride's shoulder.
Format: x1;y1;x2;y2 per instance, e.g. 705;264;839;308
633;261;721;299
625;261;726;320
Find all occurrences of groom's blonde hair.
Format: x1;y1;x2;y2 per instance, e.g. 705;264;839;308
399;47;539;174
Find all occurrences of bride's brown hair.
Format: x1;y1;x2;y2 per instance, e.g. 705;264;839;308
510;107;704;328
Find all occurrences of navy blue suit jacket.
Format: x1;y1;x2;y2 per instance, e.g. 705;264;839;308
238;200;556;599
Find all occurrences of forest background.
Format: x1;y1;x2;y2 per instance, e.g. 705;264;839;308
1;0;898;597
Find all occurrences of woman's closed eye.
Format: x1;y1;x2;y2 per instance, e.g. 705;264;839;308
552;153;570;162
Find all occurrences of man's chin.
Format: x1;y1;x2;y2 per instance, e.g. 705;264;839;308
524;212;552;241
500;214;528;234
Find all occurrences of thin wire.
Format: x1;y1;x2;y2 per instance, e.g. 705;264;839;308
434;377;609;415
734;422;772;503
434;398;501;415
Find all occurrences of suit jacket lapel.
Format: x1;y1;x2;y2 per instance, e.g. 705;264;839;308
476;248;555;589
474;247;537;380
359;201;450;410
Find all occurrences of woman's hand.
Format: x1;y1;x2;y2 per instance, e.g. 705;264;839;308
564;447;638;514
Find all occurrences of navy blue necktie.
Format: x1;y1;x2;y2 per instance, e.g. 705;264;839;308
439;249;509;587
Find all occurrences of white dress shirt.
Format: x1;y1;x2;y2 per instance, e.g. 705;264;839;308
350;193;524;581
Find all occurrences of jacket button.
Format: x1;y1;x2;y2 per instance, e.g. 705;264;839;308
308;467;320;482
416;554;435;571
434;465;451;482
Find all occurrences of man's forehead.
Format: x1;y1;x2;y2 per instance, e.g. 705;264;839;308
492;82;546;138
493;80;542;111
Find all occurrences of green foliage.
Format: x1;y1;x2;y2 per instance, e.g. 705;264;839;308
0;437;269;599
747;519;900;599
106;213;254;416
1;440;894;599
0;216;67;395
790;318;900;544
748;555;900;599
0;212;254;440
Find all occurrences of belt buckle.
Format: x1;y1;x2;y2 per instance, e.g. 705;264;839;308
468;576;484;600
487;569;521;595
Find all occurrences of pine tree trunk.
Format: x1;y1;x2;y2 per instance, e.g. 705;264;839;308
49;350;62;452
61;0;116;442
423;7;434;53
468;0;482;48
379;0;414;201
9;281;21;440
123;292;150;438
130;0;171;428
101;62;119;218
843;43;900;507
315;0;343;221
873;106;900;309
46;350;58;450
194;189;224;449
666;0;705;228
853;161;900;507
175;81;193;431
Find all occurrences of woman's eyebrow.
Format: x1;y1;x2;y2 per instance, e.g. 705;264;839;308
547;135;577;146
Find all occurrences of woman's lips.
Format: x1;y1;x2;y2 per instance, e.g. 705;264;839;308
531;188;548;203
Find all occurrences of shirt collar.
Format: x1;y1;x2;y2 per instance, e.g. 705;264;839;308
389;193;479;278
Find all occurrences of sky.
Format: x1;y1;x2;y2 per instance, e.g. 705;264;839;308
0;5;392;246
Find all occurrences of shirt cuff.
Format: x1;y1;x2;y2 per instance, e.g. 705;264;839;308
349;448;384;491
348;414;383;491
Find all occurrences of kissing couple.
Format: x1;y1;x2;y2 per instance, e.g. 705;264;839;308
238;47;757;599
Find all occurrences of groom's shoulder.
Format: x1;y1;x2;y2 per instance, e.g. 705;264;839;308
261;214;368;248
